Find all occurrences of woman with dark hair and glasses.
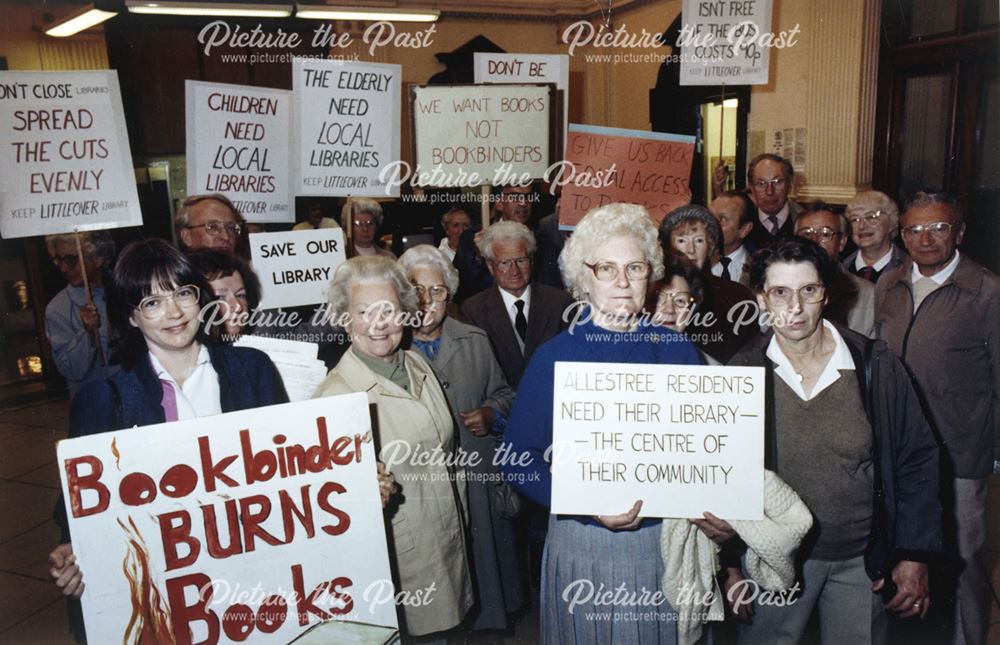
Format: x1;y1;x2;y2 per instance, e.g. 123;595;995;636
724;236;941;645
48;239;289;633
188;248;262;339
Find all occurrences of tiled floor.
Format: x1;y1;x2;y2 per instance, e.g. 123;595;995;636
0;396;998;644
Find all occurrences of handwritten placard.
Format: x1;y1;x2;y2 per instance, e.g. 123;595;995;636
250;228;346;309
58;394;397;645
680;0;775;85
410;84;553;187
558;124;695;228
551;362;765;519
185;81;292;223
293;59;401;198
0;71;141;239
474;53;568;148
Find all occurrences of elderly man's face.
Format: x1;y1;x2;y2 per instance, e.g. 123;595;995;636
180;199;240;253
347;281;403;362
847;200;894;253
749;159;790;216
901;203;965;276
497;186;532;225
710;196;752;254
49;240;101;288
795;210;846;261
488;239;532;296
444;210;471;249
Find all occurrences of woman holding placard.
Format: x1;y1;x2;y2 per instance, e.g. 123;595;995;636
502;203;701;644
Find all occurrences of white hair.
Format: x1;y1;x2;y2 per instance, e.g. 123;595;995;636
397;244;459;296
440;206;471;230
327;255;417;317
477;221;537;262
350;198;384;226
559;202;664;300
846;190;900;236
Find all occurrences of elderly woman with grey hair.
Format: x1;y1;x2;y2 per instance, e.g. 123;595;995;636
502;203;702;645
345;197;395;259
398;244;525;633
313;255;472;641
843;190;908;283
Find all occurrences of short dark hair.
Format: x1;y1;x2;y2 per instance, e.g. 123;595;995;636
717;190;755;227
904;190;962;223
747;154;794;184
645;253;707;321
800;201;848;235
748;236;838;293
110;239;215;368
187;248;262;311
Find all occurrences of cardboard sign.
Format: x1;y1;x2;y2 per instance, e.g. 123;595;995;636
410;84;553;187
250;228;346;309
186;81;293;223
558;124;695;228
551;362;765;519
680;0;774;85
293;59;401;198
0;71;141;239
474;53;569;149
57;394;397;645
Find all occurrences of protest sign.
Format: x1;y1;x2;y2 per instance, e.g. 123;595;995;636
57;394;397;645
680;0;775;85
474;53;569;147
185;81;292;223
557;124;695;228
250;228;346;309
293;59;401;198
0;71;141;239
551;362;765;520
410;84;555;188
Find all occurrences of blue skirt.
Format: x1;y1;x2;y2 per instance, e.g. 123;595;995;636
541;515;679;645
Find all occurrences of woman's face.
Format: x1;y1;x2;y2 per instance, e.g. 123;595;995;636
655;276;694;333
757;261;826;344
581;235;649;324
347;280;404;362
352;212;377;248
410;267;449;337
670;221;711;269
129;282;200;356
209;271;248;336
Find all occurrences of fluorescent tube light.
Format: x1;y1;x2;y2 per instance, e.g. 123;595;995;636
45;6;117;37
296;7;440;22
125;1;294;17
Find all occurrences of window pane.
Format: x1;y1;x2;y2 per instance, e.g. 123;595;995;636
975;77;1000;190
909;0;958;37
899;74;951;195
981;0;999;27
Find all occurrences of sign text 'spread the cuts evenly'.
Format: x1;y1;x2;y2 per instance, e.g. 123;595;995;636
0;70;142;239
551;362;765;520
58;394;397;645
292;58;401;198
250;227;347;309
186;80;293;223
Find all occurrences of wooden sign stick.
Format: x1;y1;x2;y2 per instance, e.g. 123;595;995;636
74;231;105;366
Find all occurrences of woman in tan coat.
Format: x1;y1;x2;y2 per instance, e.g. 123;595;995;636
313;255;472;641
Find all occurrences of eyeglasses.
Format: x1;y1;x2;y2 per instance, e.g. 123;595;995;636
797;227;841;242
186;221;241;237
657;291;695;309
847;210;886;227
414;284;449;302
135;285;201;319
353;220;376;229
585;261;651;282
51;254;80;267
763;283;826;306
492;257;531;272
752;177;787;190
901;221;955;239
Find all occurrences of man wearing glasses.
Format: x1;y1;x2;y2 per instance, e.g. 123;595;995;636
843;191;909;284
876;191;999;645
745;153;802;250
175;193;246;256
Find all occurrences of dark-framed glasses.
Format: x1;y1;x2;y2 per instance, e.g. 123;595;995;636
585;261;651;282
186;220;241;237
135;285;201;319
51;254;80;267
901;221;955;239
848;210;886;227
797;226;841;242
763;283;826;306
414;284;449;302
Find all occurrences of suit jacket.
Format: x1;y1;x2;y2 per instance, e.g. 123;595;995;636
875;255;1000;478
746;199;802;251
842;244;909;284
461;283;574;388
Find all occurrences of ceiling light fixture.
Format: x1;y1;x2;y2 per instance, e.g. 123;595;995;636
125;1;294;18
295;7;440;22
45;5;117;37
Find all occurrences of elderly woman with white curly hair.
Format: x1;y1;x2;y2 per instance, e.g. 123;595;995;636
501;203;702;645
313;255;472;641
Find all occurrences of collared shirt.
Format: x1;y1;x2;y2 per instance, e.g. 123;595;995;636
498;284;532;352
759;201;791;234
854;246;894;272
910;250;961;285
438;237;457;262
711;244;749;284
351;345;409;391
148;345;221;420
766;320;855;401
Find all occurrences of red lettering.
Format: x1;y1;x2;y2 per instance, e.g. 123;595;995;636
318;482;351;536
291;563;332;626
222;604;255;641
160;463;199;498
119;471;157;506
159;510;201;571
280;486;315;541
199;436;238;492
166;572;219;645
241;429;276;484
203;499;243;560
239;495;282;551
64;455;110;518
256;595;287;633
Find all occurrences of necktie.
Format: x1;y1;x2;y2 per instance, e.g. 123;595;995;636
860;266;875;283
514;299;528;347
719;256;733;281
160;379;179;422
767;214;779;235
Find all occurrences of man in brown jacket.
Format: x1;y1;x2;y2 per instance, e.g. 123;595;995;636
875;191;1000;645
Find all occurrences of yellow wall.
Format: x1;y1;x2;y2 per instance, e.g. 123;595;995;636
1;3;45;70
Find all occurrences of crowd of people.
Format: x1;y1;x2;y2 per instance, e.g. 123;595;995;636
41;151;997;645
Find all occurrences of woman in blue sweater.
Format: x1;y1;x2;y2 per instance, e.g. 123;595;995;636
502;204;701;645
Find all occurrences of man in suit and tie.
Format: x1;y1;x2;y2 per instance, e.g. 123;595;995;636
709;190;755;287
745;153;802;250
461;221;573;389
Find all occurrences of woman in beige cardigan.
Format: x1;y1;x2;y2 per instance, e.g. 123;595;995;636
313;255;472;642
